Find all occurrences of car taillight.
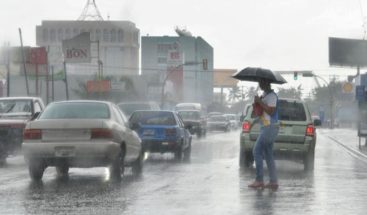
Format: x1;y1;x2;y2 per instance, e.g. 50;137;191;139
91;128;113;139
23;129;42;140
242;121;251;133
306;124;315;136
165;128;177;136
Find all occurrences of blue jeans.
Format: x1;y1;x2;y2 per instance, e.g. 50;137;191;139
252;124;279;183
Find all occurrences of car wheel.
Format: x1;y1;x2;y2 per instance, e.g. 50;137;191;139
56;164;69;178
196;131;202;138
29;159;45;181
110;153;124;180
303;148;315;171
174;143;183;161
183;141;191;162
0;145;7;166
132;150;144;176
239;150;253;168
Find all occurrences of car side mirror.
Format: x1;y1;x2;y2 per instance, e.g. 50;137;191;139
313;119;322;126
129;122;140;130
31;112;41;121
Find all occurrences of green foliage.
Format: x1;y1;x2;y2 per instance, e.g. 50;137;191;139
277;85;302;100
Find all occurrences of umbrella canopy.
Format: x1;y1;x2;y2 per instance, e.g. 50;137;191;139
232;67;287;84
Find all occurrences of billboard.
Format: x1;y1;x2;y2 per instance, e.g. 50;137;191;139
165;43;183;101
329;37;367;67
213;69;238;87
87;80;111;93
62;32;91;63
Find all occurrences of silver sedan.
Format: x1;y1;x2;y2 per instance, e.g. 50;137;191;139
22;100;143;181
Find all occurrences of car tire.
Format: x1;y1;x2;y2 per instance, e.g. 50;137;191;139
29;159;45;181
239;150;253;168
110;152;124;180
56;164;69;178
174;143;183;161
197;131;202;138
183;141;191;162
0;144;7;166
132;150;144;176
303;148;315;171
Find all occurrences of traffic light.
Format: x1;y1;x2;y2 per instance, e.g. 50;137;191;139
293;72;298;80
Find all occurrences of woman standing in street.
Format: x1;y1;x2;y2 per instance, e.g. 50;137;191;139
248;78;279;190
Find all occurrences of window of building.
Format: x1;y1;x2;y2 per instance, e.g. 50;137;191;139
65;28;71;39
134;30;139;44
57;28;64;41
42;29;48;42
157;57;167;64
103;29;109;42
73;28;79;37
118;29;124;42
111;29;116;42
50;29;56;42
95;29;101;41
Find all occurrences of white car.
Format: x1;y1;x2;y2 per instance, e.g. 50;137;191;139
22;100;143;181
224;114;239;130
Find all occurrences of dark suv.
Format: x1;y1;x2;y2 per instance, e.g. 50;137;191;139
239;98;319;171
177;110;207;138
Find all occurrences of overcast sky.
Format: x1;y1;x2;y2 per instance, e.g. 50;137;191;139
1;0;366;92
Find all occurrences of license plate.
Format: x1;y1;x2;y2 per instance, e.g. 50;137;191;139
143;129;155;136
162;142;169;145
55;147;75;157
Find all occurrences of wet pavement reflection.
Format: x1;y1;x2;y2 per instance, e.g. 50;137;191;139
2;129;367;214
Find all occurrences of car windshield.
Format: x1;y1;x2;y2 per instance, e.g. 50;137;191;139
208;116;226;122
40;102;110;119
0;100;32;115
178;111;200;120
130;111;176;125
118;103;152;116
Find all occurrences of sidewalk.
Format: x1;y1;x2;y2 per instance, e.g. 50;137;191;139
318;127;367;155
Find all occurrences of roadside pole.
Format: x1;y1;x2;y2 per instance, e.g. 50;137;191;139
63;61;69;100
18;28;30;96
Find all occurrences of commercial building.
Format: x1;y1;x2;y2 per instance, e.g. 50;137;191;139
141;33;214;108
36;20;140;76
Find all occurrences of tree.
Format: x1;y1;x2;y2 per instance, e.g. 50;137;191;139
277;85;302;100
227;86;242;103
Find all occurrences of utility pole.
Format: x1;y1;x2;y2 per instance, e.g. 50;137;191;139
19;28;30;96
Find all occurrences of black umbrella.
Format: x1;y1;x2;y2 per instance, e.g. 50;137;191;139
232;67;287;84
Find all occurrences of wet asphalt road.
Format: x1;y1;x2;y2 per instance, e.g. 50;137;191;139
1;128;367;215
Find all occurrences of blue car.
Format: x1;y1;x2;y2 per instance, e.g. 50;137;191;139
129;110;192;160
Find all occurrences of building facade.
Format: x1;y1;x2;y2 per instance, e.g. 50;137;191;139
36;20;140;76
141;35;214;108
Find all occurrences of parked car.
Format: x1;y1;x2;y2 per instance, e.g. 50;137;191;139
129;110;192;161
239;98;320;171
117;101;160;118
207;115;230;132
0;97;45;165
223;114;239;130
22;100;143;181
177;110;207;138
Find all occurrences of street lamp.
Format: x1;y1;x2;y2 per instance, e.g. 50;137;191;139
160;61;205;108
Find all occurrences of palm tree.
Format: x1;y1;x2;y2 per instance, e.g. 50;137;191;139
227;86;242;103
